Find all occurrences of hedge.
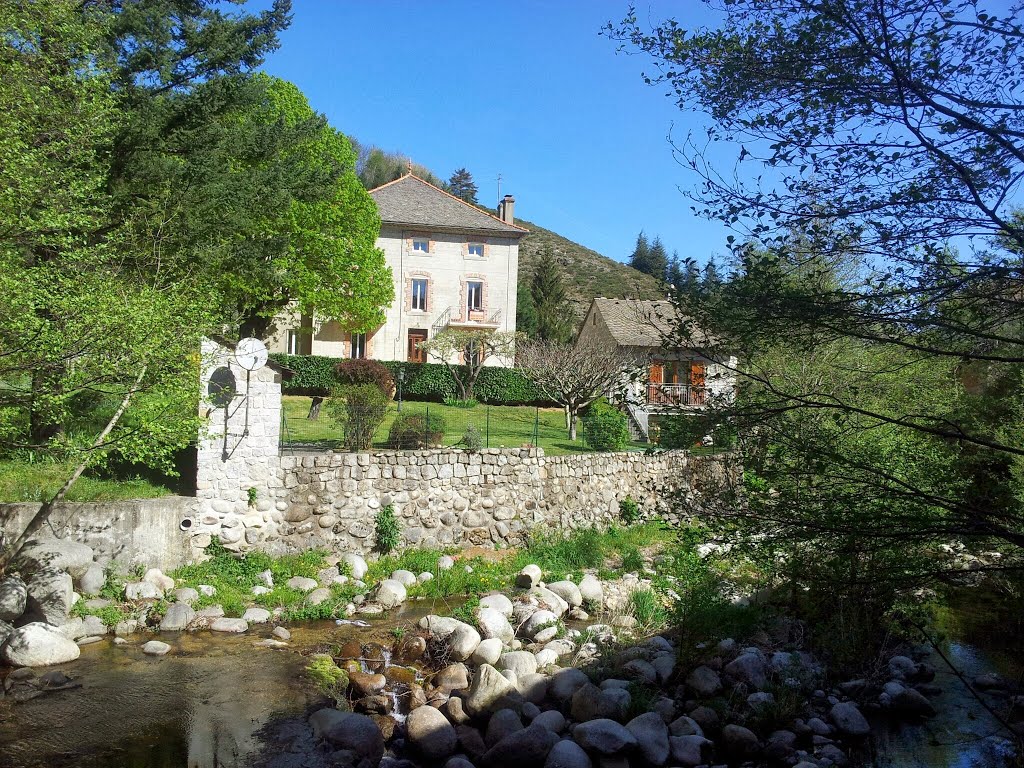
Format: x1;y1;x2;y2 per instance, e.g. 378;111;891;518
270;354;555;406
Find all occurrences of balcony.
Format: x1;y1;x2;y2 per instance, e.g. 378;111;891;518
646;383;708;408
436;307;502;332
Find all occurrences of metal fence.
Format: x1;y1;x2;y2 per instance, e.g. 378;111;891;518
280;400;544;452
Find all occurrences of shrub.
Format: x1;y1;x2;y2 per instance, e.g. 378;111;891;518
657;414;708;448
387;411;447;449
334;359;395;398
582;398;629;452
629;588;667;631
619;496;640;525
443;397;479;409
462;424;483;451
326;384;389;451
375;504;401;554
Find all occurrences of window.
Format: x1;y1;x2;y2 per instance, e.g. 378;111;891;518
466;280;483;313
287;330;300;355
411;278;428;311
351;332;366;359
468;242;484;257
412;238;429;253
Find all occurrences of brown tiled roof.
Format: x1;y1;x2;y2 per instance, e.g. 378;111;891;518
590;298;710;348
368;174;529;237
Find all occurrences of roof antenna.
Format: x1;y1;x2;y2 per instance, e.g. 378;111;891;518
496;173;502;202
406;158;413;176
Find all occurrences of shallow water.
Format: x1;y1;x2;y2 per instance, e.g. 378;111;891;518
0;600;448;768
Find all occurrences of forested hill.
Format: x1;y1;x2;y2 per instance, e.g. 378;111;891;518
516;218;665;319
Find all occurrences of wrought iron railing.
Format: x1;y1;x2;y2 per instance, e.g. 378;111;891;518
646;383;708;407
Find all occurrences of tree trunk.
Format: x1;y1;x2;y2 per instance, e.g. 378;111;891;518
569;410;578;441
0;366;147;572
307;396;323;420
564;406;570;429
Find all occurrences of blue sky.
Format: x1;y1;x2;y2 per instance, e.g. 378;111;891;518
258;1;732;268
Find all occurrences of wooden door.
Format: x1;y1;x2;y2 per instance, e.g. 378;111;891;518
408;329;427;363
690;361;707;405
648;362;664;404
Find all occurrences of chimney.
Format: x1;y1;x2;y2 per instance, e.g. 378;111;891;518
497;194;515;225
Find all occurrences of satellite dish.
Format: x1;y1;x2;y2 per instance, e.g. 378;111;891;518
235;337;268;371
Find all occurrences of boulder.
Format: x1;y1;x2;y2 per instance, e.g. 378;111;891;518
572;719;638;755
390;569;417;587
533;710;567;734
669;735;713;767
464;663;516;717
545;738;592;768
172;587;199;606
450;623;482;661
480;593;514;617
498;651;538;677
523;610;559;641
159;603;195;631
272;626;291;641
547;580;583;608
622;658;658;684
888;655;917;680
516;564;542;589
242;607;272;624
375;579;408;609
142;640;171;656
668;716;703;737
578;575;603;609
18;539;94;578
28;568;74;625
516;672;549;704
471;638;503;666
407;704;458;760
0;575;28;623
434;663;471;691
349;671;387;696
76;564;106;597
685;665;722;697
306;588;331;606
548;667;590;703
571;683;626;723
419;615;466;638
486;708;524;747
0;619;14;645
484;723;559;768
890;687;937;717
309;709;385;766
535;648;559;668
530;587;569;617
342;553;369;580
721;724;760;759
209;618;248;633
764;729;797;762
457;725;488;762
651;654;676;683
143;568;175;592
286;576;318;593
1;622;81;666
626;712;670;765
477;607;515;644
830;701;871;736
438;555;456;570
125;581;162;601
724;651;767;689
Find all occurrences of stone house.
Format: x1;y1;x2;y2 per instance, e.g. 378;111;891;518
268;173;528;366
575;298;737;441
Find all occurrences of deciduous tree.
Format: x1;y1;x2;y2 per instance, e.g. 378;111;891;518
419;329;518;401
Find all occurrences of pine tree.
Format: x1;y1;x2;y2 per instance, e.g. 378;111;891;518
516;278;538;338
647;237;670;281
447;167;479;204
531;247;573;342
628;232;651;274
703;256;722;288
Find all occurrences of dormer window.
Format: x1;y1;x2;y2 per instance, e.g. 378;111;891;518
468;243;484;257
412;238;429;253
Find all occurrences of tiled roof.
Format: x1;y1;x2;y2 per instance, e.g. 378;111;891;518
590;298;709;348
368;174;529;237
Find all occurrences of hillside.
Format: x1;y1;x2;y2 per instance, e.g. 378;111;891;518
516;218;665;319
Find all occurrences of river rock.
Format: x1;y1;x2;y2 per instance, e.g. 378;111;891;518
623;658;658;684
0;619;14;645
434;663;470;691
572;719;638;755
534;709;567;734
286;576;318;593
578;575;603;609
242;607;271;624
209;618;248;633
765;729;798;761
125;581;162;601
516;564;542;589
890;686;937;717
142;640;171;656
888;655;917;680
407;704;458;760
498;650;538;677
28;568;74;625
419;615;464;638
350;670;387;696
160;603;195;631
18;539;94;578
547;580;583;608
464;663;516;716
721;724;760;758
571;683;624;722
0;575;28;623
545;738;592;768
485;723;559;768
143;568;175;592
375;579;407;609
686;665;722;697
549;667;590;703
172;587;199;606
531;587;569;617
391;569;417;587
477;607;515;643
486;708;524;747
627;712;670;765
450;623;482;661
77;564;106;597
437;555;455;570
480;593;514;617
522;610;558;642
830;701;871;736
306;588;331;606
272;626;290;641
342;553;368;580
535;648;559;668
652;654;676;683
472;637;503;666
309;709;385;766
669;735;713;767
2;622;81;666
724;651;767;689
669;716;703;737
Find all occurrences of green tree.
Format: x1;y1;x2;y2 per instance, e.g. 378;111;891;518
629;232;669;280
628;231;651;274
354;143;445;189
516;278;539;338
419;329;518;401
447;167;479;205
530;248;573;342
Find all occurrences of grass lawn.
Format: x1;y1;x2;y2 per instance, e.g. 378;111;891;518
281;396;619;456
0;460;171;503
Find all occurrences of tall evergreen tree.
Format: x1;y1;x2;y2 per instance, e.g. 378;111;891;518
647;236;669;280
628;231;651;273
516;278;538;339
447;167;479;204
531;248;573;342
